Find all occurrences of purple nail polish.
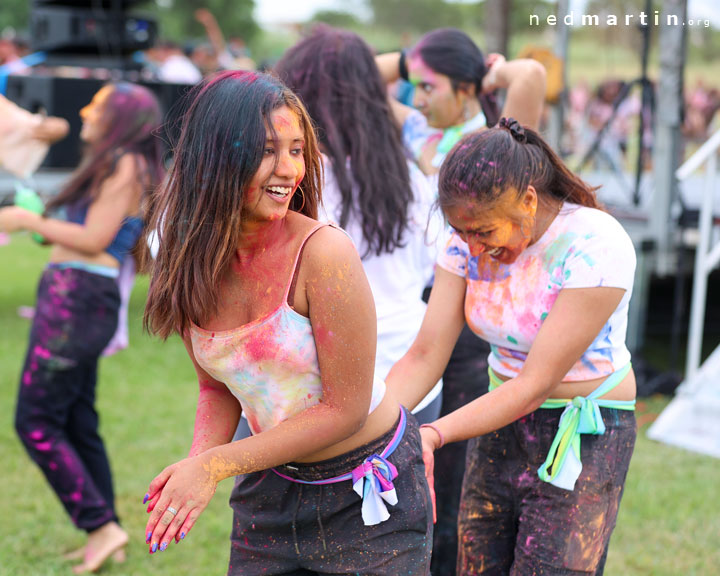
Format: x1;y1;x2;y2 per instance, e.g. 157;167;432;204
143;493;149;504
146;531;152;543
151;542;158;553
180;532;185;540
160;542;167;552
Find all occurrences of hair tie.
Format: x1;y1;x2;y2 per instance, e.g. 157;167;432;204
499;117;527;143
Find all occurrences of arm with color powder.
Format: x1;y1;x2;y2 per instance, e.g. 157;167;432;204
143;226;380;550
384;265;467;410
418;286;627;454
0;154;141;252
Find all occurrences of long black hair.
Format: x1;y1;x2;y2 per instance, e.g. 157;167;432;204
413;28;500;127
275;25;413;258
144;70;322;339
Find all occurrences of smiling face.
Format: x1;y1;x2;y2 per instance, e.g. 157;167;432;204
79;85;113;144
242;106;306;225
408;55;467;129
444;187;538;265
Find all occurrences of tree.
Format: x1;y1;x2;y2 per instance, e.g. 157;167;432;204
0;0;30;34
147;0;258;45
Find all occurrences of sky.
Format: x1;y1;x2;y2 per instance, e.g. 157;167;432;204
254;0;720;28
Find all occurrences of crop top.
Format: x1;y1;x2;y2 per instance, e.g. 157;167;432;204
189;222;386;435
64;200;143;263
437;203;636;381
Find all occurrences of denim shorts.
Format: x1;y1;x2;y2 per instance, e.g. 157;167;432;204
458;407;636;575
228;408;433;575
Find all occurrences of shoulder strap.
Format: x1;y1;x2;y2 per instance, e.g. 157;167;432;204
284;222;333;305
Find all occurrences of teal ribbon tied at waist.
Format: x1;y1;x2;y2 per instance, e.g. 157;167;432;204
536;363;635;491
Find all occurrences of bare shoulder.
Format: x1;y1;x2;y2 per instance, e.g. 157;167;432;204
302;223;359;272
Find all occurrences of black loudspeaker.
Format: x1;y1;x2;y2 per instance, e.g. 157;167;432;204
5;75;191;169
30;5;156;55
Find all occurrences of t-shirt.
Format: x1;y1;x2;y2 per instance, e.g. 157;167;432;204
437;203;636;381
318;157;445;411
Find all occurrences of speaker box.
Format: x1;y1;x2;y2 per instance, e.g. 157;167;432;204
30;5;156;55
5;75;191;169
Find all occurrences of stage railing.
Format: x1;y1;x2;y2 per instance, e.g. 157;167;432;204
677;128;720;382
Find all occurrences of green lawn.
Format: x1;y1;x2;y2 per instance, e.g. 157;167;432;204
2;234;719;575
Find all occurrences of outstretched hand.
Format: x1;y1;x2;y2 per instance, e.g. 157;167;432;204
143;454;218;553
419;427;440;523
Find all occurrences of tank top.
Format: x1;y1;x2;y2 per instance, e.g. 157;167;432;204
189;222;386;435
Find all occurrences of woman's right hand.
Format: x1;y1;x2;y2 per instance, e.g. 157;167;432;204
419;427;440;523
143;454;219;554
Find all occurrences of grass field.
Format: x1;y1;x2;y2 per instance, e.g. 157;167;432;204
2;234;719;575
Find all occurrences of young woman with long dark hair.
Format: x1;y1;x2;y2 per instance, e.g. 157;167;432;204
377;27;545;176
387;119;637;575
275;25;444;426
141;70;432;575
0;82;164;573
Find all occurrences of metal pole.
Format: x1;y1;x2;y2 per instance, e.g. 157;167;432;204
651;0;687;276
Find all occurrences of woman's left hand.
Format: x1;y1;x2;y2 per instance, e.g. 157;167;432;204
419;427;440;523
143;454;218;553
0;206;36;233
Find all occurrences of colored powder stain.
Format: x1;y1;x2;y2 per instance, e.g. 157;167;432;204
49;462;58;470
33;345;52;359
507;335;518;345
70;492;82;502
29;430;44;440
22;371;32;386
35;441;52;452
541;312;548;321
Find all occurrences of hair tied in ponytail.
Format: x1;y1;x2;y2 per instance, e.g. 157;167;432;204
499;117;527;144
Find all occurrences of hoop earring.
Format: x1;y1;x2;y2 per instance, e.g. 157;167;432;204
295;186;306;212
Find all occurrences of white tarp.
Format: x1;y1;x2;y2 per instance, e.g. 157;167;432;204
647;344;720;458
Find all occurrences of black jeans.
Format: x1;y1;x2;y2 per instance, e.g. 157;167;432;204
458;407;637;575
15;266;120;532
228;409;433;575
431;324;490;576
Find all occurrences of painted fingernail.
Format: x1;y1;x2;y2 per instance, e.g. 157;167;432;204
151;542;158;553
146;531;152;543
143;493;150;504
160;542;167;552
180;532;185;540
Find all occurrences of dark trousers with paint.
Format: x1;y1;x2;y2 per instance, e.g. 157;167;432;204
457;407;637;576
15;266;121;532
431;323;491;576
228;410;433;575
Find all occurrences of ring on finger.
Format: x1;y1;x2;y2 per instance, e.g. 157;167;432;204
167;506;178;516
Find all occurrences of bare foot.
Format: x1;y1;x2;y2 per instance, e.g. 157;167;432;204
64;545;126;563
72;522;128;574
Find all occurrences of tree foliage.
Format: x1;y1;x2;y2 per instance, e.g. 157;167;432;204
0;0;30;34
147;0;258;44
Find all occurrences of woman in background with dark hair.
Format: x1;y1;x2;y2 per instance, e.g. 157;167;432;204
276;25;444;427
377;27;545;176
0;82;164;574
142;70;432;575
